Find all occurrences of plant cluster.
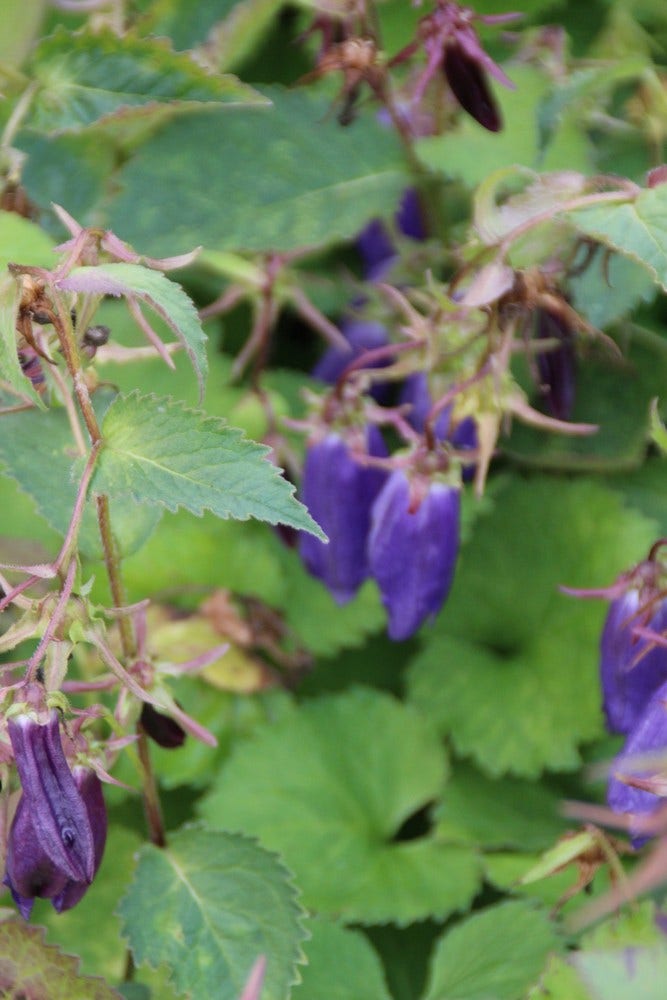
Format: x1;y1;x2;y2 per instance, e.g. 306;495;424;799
2;0;667;998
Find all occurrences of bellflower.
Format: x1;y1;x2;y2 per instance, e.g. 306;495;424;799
51;768;108;913
298;429;388;603
600;590;667;735
535;308;576;421
356;188;426;281
4;712;97;918
607;677;667;844
400;373;477;478
368;470;460;640
312;319;388;386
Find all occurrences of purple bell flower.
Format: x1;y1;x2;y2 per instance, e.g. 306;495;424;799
400;373;451;438
298;428;388;603
356;187;426;281
52;768;107;913
312;319;388;386
600;591;667;736
400;374;477;479
535;308;576;421
368;470;460;641
4;712;97;918
607;678;667;844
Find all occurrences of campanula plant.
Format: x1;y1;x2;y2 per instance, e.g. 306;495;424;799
3;0;667;994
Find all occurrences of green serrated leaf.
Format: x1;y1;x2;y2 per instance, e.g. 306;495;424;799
60;264;208;398
406;478;657;777
0;272;44;408
0;916;119;999
18;130;117;233
93;391;324;538
422;900;561;1000
567;184;667;294
117;825;308;1000
106;86;409;255
434;763;568;851
0;394;161;560
26;26;265;134
293;918;392;1000
199;689;482;924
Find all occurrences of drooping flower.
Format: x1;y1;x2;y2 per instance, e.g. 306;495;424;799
400;373;477;478
140;702;186;748
298;429;388;603
368;469;460;640
535;308;576;421
443;38;502;132
607;677;667;843
4;712;97;918
600;590;667;736
51;768;108;913
312;319;388;386
356;187;426;281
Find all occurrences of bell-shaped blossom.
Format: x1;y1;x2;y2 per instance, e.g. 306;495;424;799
600;591;667;735
312;319;388;386
368;470;460;640
4;712;96;918
400;373;477;478
357;188;426;281
51;768;107;913
607;677;667;843
299;429;388;603
535;308;576;421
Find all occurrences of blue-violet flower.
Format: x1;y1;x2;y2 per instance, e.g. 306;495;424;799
600;590;667;736
607;677;667;844
368;470;460;640
4;712;97;918
299;429;388;603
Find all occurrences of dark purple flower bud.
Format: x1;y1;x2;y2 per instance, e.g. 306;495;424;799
52;769;107;913
535;309;576;421
7;713;95;885
607;678;667;843
140;702;186;748
368;470;460;640
4;797;69;919
312;320;388;385
299;429;388;603
443;41;502;132
600;592;667;735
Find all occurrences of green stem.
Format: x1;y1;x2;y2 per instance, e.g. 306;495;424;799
50;281;167;850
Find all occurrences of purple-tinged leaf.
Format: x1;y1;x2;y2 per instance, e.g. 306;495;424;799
56;263;207;398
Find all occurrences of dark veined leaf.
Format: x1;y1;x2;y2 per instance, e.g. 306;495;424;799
92;391;325;538
26;27;265;134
